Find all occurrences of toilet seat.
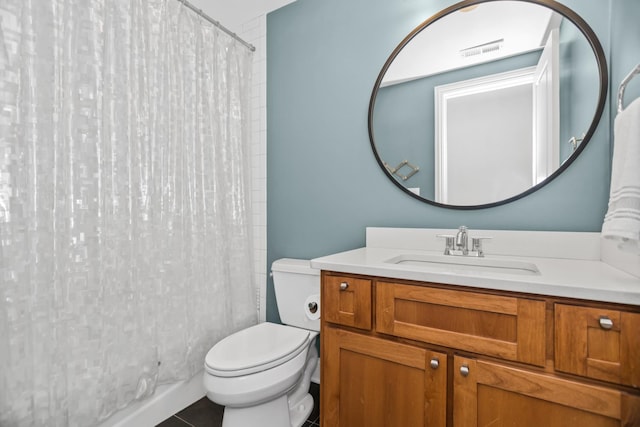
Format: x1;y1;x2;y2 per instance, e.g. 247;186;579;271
205;322;311;377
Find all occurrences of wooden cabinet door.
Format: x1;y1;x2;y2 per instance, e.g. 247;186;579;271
555;304;640;388
453;356;640;427
322;274;372;330
376;281;546;366
321;326;447;427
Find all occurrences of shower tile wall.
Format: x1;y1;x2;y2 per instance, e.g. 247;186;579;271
211;1;296;324
240;15;268;322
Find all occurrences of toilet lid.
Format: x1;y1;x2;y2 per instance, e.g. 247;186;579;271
205;322;311;377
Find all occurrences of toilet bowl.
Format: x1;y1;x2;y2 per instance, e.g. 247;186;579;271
203;259;320;427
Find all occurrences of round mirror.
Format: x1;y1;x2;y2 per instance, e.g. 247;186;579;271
368;0;607;209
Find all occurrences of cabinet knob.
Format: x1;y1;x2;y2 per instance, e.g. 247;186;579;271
599;316;613;330
460;365;470;377
340;282;349;291
430;358;439;369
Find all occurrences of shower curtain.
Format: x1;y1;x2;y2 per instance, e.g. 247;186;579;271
0;0;257;425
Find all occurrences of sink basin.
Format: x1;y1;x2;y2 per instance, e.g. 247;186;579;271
384;253;540;276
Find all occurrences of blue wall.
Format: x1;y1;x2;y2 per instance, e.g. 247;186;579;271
266;0;622;322
610;0;640;137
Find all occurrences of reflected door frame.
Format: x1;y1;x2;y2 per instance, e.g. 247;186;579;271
532;28;560;185
434;66;536;205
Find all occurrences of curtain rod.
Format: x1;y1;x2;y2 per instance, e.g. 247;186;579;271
176;0;256;52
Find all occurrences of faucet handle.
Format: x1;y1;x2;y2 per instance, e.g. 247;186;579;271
471;237;492;256
436;234;455;255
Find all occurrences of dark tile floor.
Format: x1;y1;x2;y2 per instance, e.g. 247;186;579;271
156;382;320;427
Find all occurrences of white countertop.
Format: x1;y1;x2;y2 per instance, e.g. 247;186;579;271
310;244;640;306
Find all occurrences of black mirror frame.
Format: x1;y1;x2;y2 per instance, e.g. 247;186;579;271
368;0;608;210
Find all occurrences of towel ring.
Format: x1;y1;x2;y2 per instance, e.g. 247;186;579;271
617;64;640;113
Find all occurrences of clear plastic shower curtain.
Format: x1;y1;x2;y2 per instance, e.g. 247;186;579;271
0;0;257;425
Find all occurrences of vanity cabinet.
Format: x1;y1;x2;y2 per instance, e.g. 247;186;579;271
320;272;640;427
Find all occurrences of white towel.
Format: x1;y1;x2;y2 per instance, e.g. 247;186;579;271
601;96;640;253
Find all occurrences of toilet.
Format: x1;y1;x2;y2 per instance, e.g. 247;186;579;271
203;258;320;427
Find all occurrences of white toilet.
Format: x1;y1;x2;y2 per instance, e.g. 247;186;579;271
203;258;320;427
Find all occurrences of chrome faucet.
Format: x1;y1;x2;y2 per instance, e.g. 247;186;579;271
455;226;469;255
438;226;491;257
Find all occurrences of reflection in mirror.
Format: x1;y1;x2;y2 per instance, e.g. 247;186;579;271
370;0;606;208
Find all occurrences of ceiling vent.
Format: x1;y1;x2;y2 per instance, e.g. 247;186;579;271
460;39;504;58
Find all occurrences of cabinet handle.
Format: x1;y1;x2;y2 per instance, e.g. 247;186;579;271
599;316;613;330
340;282;349;291
430;358;439;369
460;365;470;377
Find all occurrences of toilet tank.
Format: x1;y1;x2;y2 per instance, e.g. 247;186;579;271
271;258;320;332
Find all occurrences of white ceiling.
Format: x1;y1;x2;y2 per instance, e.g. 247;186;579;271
383;1;562;86
187;0;297;33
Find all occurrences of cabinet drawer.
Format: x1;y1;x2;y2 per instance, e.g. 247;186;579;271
322;275;372;330
453;356;640;427
555;304;640;388
376;281;546;366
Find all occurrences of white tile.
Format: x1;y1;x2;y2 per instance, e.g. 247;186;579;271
243;12;268;322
